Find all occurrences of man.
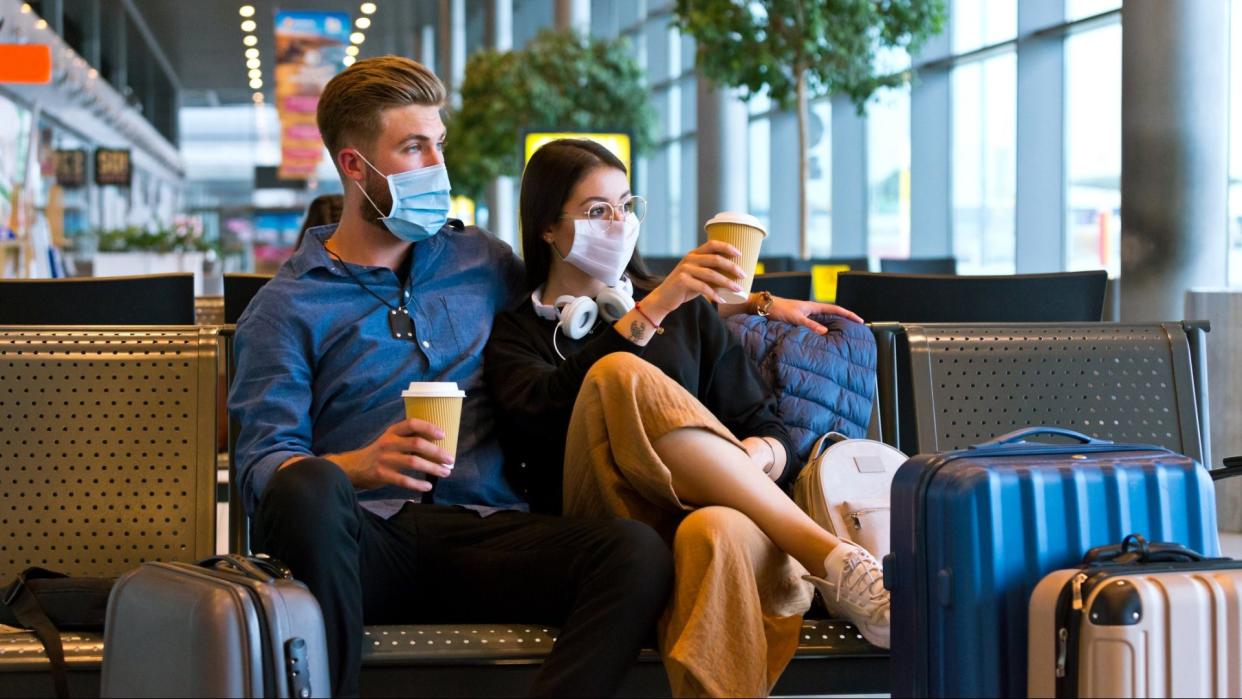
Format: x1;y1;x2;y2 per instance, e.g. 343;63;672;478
230;56;673;697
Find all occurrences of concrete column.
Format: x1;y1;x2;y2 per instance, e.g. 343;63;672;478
695;77;748;244
1015;0;1066;273
486;0;516;247
1120;0;1229;321
555;0;591;34
831;94;868;257
438;0;465;107
910;29;951;258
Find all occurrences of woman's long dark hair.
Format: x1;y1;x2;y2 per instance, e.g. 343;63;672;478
519;138;660;293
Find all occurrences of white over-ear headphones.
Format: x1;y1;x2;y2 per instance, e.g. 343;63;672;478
533;277;636;359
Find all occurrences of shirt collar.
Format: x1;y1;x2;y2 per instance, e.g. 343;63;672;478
289;224;343;278
289;220;465;279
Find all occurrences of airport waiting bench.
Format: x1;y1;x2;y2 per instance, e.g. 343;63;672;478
0;315;1220;697
0;325;887;698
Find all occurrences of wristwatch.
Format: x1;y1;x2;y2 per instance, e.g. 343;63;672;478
755;290;774;318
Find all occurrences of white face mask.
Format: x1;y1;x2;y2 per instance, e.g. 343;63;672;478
554;214;640;287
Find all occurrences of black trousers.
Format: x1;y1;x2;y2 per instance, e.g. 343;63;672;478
252;458;673;697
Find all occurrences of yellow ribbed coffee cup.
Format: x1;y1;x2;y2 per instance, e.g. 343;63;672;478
401;382;465;459
704;212;768;304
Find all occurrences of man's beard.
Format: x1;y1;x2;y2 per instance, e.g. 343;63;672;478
359;169;393;226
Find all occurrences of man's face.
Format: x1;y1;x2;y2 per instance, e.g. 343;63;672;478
344;104;446;224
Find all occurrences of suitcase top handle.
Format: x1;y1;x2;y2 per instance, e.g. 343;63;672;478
1084;533;1209;566
199;555;292;583
971;427;1112;449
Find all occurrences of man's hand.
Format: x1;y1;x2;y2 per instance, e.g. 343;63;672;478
283;418;454;492
765;298;864;335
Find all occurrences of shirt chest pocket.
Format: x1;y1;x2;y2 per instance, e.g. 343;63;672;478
412;293;490;366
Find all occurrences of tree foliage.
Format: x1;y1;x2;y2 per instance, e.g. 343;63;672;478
447;29;656;200
674;0;947;112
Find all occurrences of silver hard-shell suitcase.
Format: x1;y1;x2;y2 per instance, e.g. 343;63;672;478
101;555;329;698
1028;536;1242;698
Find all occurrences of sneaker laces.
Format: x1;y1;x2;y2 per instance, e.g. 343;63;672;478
836;550;887;605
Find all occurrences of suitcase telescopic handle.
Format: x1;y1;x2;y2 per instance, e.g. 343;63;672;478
1084;533;1209;565
972;427;1112;448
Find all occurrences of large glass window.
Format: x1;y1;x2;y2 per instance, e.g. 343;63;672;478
952;52;1017;274
1230;0;1242;285
952;0;1017;53
806;99;832;257
747;91;773;234
1066;0;1122;22
867;86;911;261
1065;23;1122;275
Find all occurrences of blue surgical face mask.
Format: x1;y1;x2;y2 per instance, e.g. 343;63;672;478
353;150;452;243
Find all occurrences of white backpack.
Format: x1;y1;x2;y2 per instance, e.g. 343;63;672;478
793;432;908;560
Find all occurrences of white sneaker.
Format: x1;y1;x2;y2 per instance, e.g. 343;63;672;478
804;542;891;649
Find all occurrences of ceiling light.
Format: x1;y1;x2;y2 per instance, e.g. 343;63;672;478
249;68;262;79
87;68;98;79
35;18;48;29
355;17;371;29
360;3;377;15
346;45;359;56
350;32;365;44
252;92;264;102
243;34;258;46
20;3;32;13
343;55;356;67
250;78;263;89
247;58;261;69
245;47;260;59
239;5;255;17
241;19;257;32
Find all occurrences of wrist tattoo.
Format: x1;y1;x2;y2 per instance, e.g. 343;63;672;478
628;320;648;342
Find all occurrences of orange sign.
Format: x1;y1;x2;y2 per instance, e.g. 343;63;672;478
0;45;52;84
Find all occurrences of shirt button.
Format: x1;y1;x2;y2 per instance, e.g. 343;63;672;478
422;340;431;349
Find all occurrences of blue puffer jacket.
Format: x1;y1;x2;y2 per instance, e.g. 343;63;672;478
725;314;877;464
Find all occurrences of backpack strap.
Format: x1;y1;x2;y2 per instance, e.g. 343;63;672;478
3;568;71;699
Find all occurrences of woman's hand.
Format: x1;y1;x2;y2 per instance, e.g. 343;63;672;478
765;298;864;335
642;240;747;324
741;436;774;472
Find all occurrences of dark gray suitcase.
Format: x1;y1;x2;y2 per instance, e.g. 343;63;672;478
100;556;329;698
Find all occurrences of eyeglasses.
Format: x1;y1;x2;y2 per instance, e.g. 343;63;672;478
560;196;648;233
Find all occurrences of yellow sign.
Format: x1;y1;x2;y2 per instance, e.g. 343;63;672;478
523;132;633;182
811;264;852;303
450;196;475;226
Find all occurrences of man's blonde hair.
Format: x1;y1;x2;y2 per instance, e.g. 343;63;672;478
317;56;446;161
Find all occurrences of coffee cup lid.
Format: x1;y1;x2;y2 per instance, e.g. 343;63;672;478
704;211;767;237
402;382;466;398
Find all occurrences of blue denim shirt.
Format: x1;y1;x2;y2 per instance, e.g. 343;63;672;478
229;222;528;518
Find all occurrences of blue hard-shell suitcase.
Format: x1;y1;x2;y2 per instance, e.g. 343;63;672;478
884;427;1220;698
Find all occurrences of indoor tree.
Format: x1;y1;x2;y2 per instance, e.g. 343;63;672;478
447;29;656;204
674;0;946;256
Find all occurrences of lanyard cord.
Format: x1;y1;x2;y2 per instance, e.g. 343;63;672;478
325;247;410;312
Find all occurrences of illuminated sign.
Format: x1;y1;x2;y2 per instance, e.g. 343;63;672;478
94;149;132;187
53;150;87;188
523;132;633;183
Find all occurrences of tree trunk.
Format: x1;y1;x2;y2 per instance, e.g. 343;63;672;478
796;68;810;259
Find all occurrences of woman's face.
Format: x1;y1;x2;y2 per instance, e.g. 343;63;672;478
542;165;631;258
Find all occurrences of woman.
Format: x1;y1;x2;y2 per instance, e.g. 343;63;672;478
484;140;889;697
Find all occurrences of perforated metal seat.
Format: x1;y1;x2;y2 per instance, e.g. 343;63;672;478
0;327;220;581
0;619;886;697
872;322;1210;463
